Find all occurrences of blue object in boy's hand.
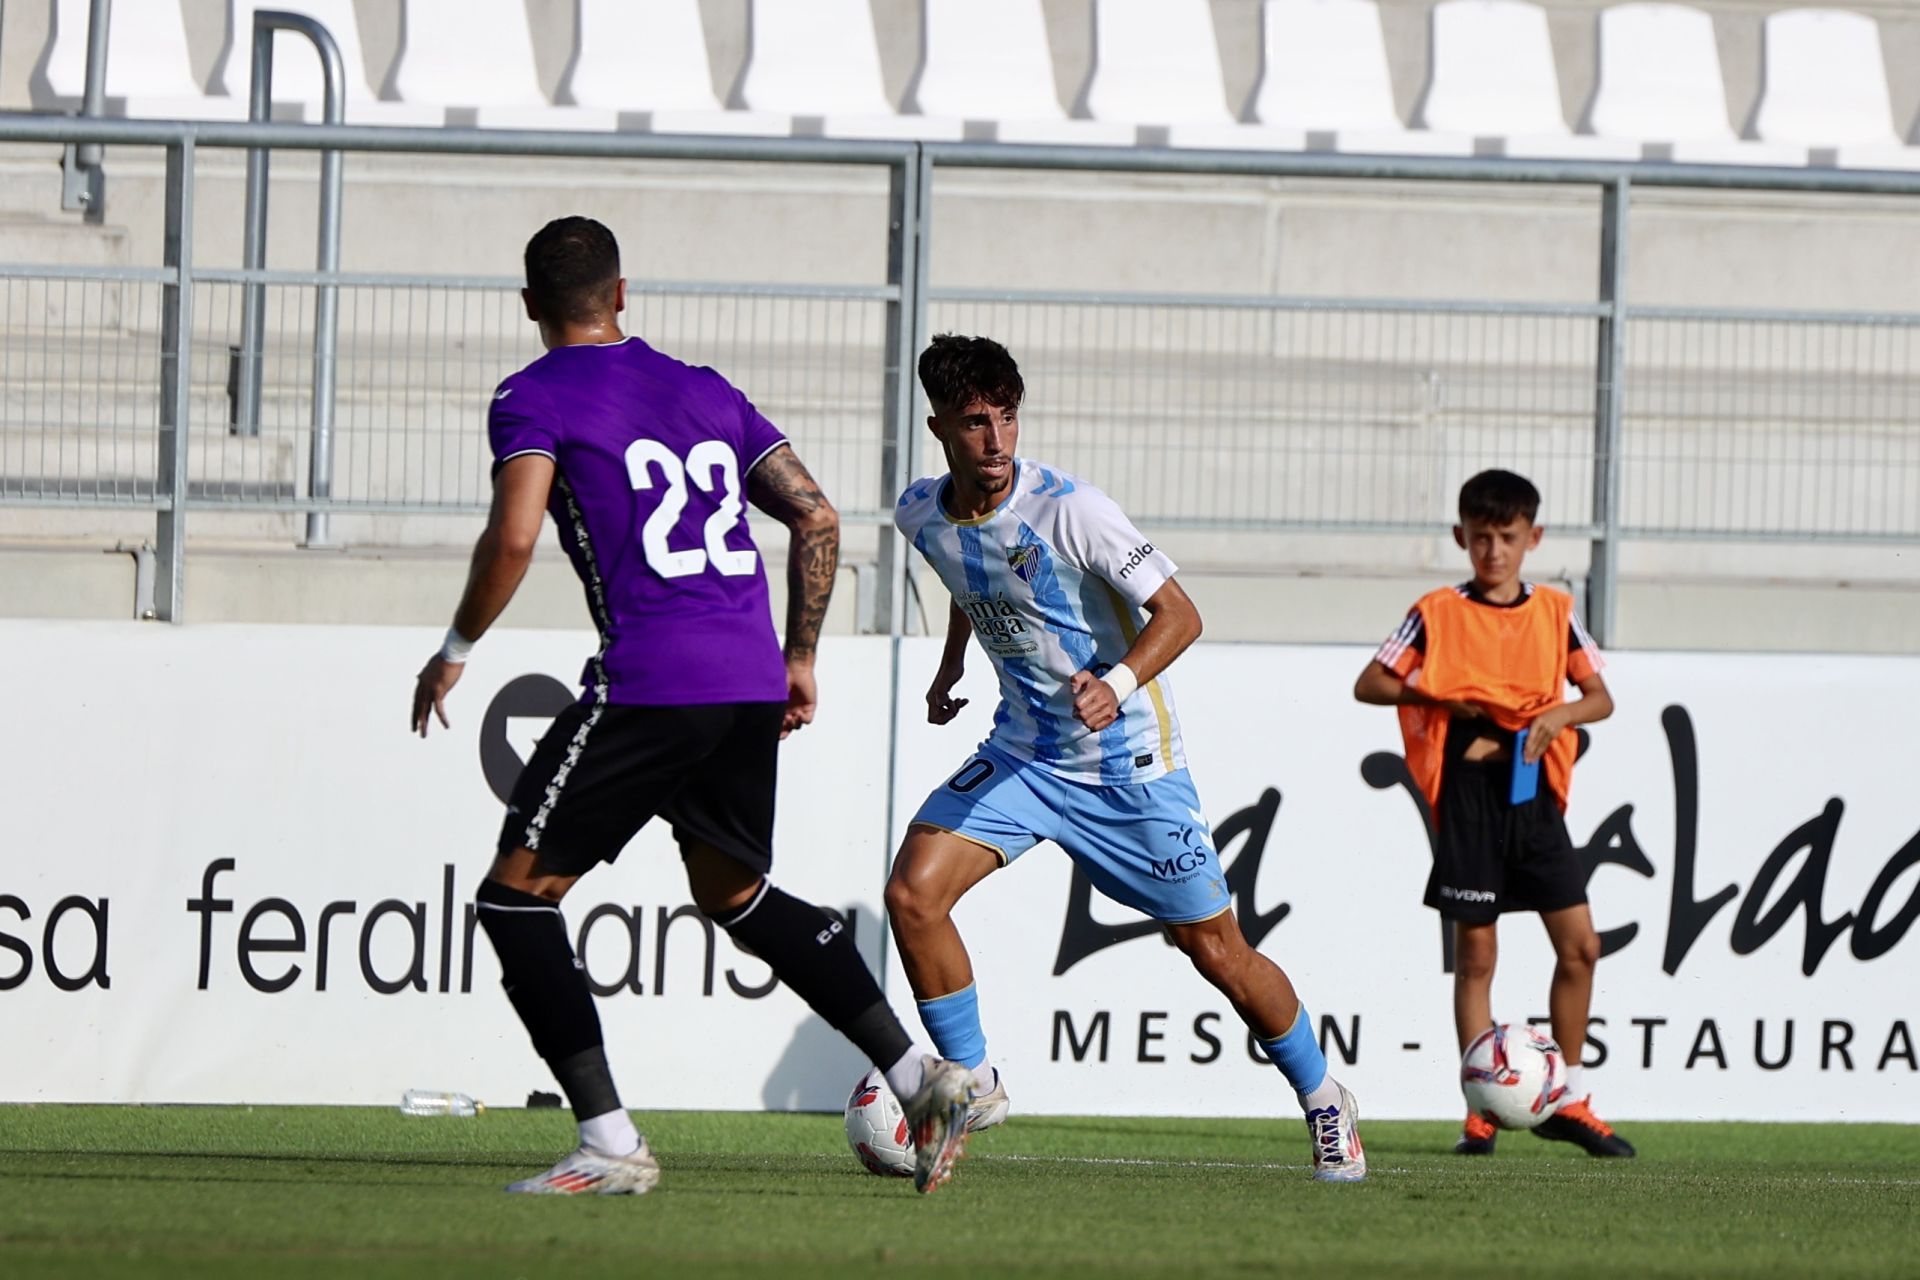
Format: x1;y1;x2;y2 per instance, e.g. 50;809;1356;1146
1510;728;1540;805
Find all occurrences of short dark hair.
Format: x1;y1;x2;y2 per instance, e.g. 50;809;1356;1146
918;334;1024;413
524;216;620;323
1458;469;1541;525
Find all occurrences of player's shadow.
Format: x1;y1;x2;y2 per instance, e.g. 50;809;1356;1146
757;906;889;1111
759;1015;868;1112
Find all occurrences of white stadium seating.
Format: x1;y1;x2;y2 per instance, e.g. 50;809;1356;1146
1251;0;1472;156
561;0;789;136
1415;0;1641;160
1748;8;1920;170
389;0;614;130
1583;3;1806;165
38;0;246;120
1077;0;1306;151
908;0;1134;146
21;0;1894;168
216;1;443;126
733;0;962;141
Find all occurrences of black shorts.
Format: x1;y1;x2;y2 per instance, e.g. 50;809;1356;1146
497;700;784;877
1425;759;1587;924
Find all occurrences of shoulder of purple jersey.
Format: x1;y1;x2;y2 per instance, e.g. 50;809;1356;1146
681;360;748;397
490;360;557;401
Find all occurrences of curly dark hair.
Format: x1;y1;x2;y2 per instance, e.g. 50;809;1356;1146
524;216;620;323
1458;469;1541;525
917;334;1025;413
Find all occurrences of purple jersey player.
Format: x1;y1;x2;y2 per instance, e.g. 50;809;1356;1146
487;336;790;707
408;217;971;1198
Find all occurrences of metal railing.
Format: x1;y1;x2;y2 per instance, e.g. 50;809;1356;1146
3;114;1920;641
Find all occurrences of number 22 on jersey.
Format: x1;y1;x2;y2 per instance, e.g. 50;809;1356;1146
625;438;757;580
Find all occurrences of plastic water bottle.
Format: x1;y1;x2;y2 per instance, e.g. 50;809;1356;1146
399;1089;483;1117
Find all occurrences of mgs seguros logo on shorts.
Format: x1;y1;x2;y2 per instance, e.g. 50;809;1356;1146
1150;813;1213;883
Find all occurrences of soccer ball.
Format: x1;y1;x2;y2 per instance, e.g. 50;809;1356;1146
1461;1023;1568;1130
843;1069;915;1177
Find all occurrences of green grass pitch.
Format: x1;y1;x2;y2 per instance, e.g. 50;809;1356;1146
1;1106;1915;1277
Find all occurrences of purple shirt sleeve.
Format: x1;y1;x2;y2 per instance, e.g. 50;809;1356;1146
487;376;557;472
730;380;789;474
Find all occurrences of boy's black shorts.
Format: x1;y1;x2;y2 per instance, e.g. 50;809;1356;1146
1425;759;1587;924
497;700;784;877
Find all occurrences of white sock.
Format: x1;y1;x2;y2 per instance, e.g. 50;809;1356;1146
969;1059;997;1094
1565;1064;1586;1099
579;1108;641;1156
1300;1074;1344;1112
882;1044;936;1100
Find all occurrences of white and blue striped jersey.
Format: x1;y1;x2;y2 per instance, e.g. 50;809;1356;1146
896;459;1188;786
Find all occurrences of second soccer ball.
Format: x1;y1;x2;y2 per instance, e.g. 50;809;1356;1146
1461;1023;1568;1130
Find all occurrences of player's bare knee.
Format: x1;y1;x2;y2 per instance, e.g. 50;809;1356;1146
1557;930;1601;973
1453;929;1498;983
883;869;946;934
684;846;762;917
484;850;570;902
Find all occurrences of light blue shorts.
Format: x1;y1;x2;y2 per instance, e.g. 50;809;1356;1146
910;742;1231;925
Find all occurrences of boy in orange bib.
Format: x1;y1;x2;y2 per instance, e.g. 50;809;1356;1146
1355;470;1634;1158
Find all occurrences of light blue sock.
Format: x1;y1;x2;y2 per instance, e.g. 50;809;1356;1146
917;984;988;1071
1260;1007;1339;1110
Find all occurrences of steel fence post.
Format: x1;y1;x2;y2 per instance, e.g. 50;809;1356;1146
1589;176;1630;648
875;146;931;637
236;19;273;438
156;138;196;623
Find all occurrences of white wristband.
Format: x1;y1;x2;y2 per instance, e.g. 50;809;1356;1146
1099;662;1139;704
440;626;476;665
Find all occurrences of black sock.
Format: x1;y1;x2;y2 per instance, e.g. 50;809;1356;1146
714;884;913;1071
476;879;620;1121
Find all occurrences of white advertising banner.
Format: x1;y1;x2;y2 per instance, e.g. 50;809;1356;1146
3;621;1916;1120
0;621;894;1111
888;640;1920;1123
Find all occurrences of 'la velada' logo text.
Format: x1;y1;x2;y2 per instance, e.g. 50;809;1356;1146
1053;704;1920;982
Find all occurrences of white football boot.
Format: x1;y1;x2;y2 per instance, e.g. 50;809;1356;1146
901;1056;973;1194
966;1068;1010;1133
505;1139;661;1195
1306;1082;1367;1183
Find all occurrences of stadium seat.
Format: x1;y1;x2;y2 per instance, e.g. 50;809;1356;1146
733;0;963;141
1077;0;1305;151
215;1;443;126
907;0;1133;145
1747;8;1920;170
1249;0;1472;156
389;0;615;130
1413;0;1640;160
562;0;788;136
1582;3;1805;166
36;0;247;120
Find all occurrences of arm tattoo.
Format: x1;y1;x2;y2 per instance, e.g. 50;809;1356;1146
786;524;838;659
746;444;828;524
749;445;838;659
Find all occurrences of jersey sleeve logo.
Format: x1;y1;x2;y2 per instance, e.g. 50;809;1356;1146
1116;543;1156;580
1006;545;1041;585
